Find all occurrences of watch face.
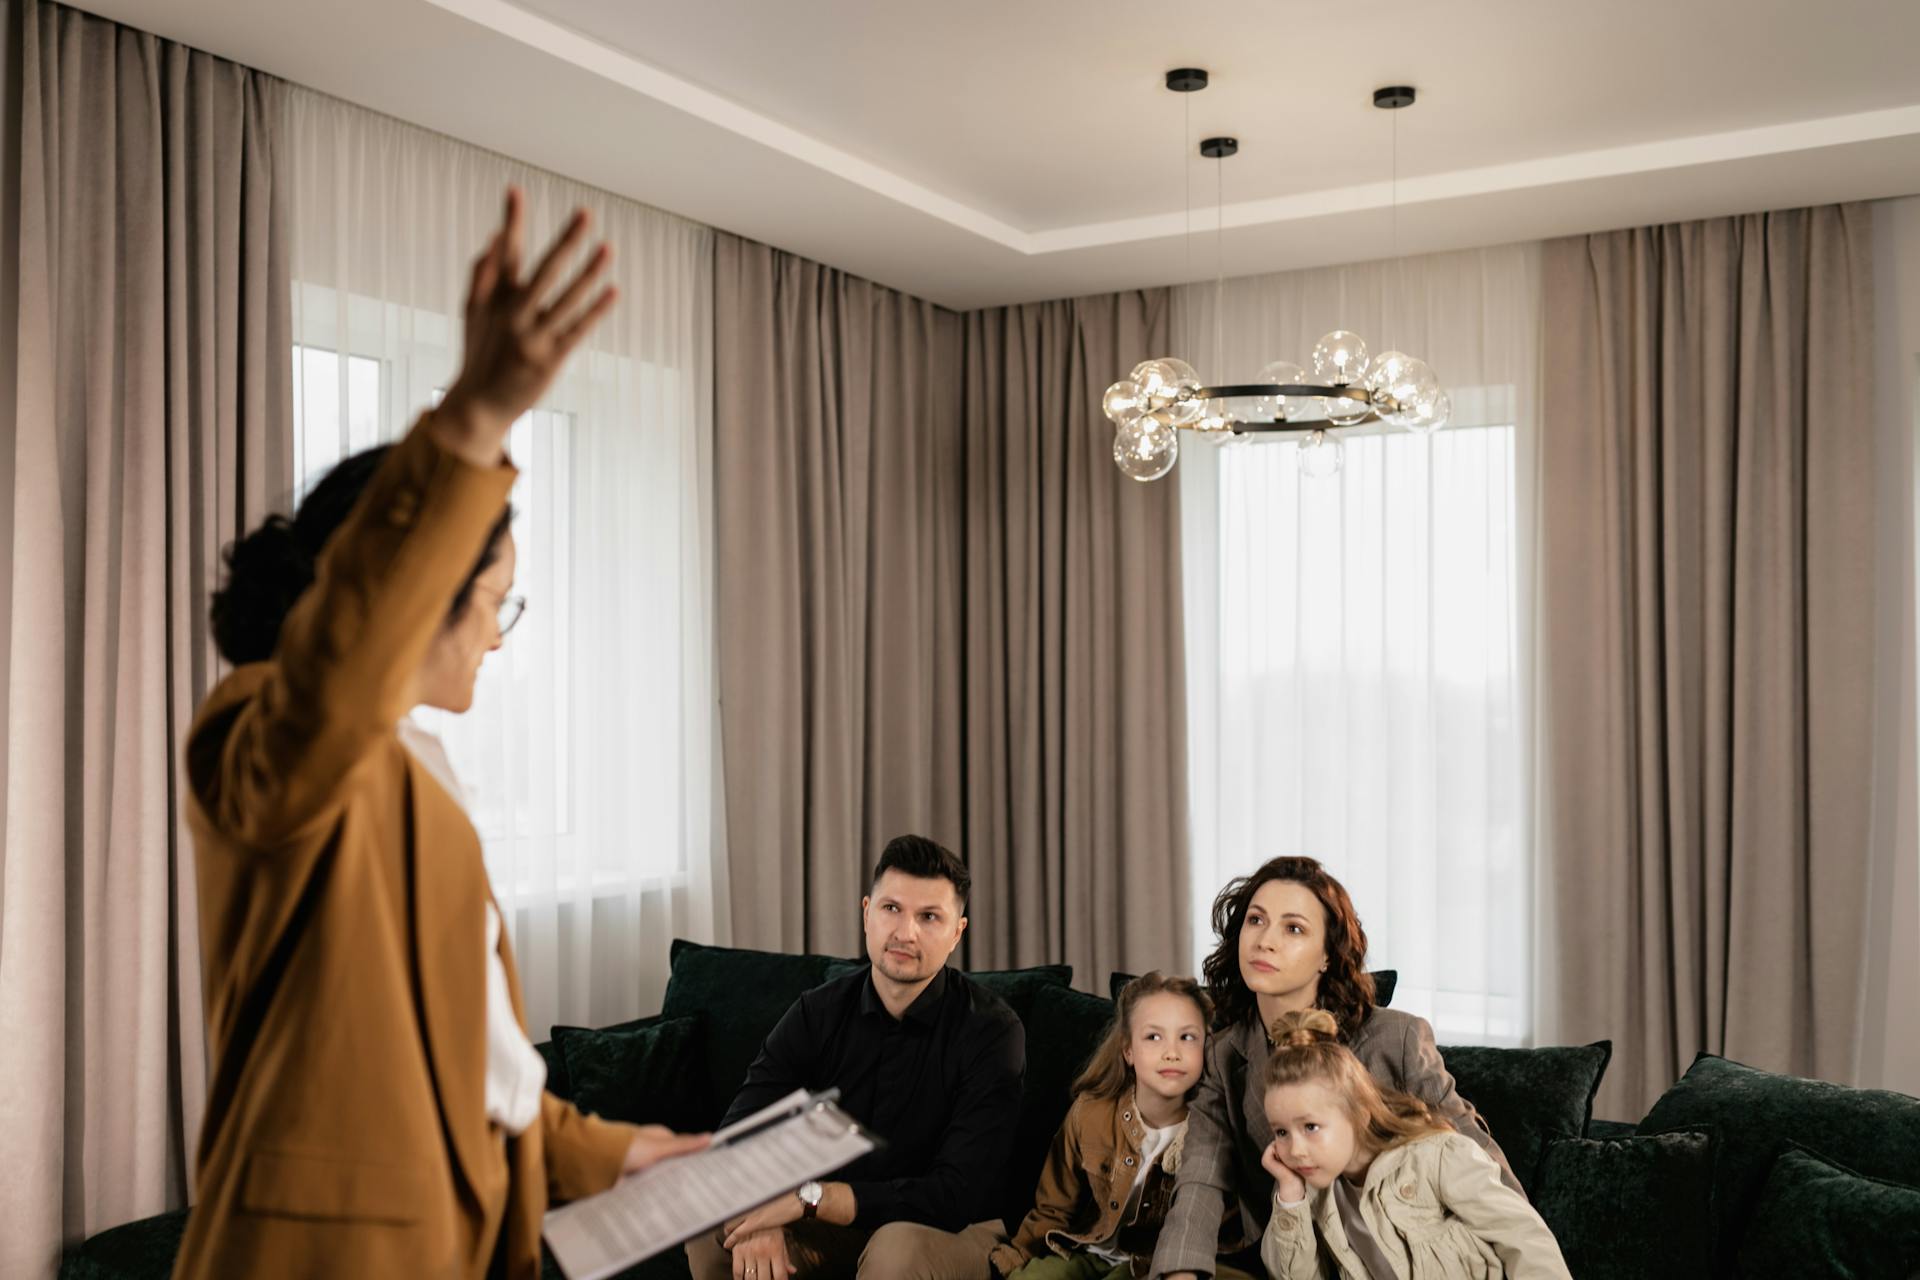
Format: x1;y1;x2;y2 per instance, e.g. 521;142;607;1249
800;1180;823;1204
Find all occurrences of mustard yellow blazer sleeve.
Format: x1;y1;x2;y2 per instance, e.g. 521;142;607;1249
537;1092;635;1204
191;415;516;847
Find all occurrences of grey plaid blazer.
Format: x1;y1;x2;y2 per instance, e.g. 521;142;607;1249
1147;1009;1518;1278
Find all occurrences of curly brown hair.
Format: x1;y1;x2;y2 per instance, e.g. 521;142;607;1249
1201;856;1376;1039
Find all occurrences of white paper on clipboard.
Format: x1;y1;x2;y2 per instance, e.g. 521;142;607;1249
543;1091;876;1280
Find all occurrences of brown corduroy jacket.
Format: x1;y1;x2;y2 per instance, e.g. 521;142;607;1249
992;1091;1192;1278
172;421;633;1280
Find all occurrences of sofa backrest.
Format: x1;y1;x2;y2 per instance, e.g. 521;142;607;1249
1637;1052;1920;1265
658;939;846;1125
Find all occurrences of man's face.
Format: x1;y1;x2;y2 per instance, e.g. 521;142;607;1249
862;870;968;986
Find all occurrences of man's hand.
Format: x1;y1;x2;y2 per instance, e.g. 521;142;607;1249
729;1227;795;1280
621;1124;710;1175
723;1194;803;1248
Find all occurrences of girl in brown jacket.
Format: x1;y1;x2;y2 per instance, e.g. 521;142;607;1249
1259;1010;1571;1280
992;974;1247;1280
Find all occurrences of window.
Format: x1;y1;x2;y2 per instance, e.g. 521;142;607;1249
291;308;683;901
1192;414;1528;1044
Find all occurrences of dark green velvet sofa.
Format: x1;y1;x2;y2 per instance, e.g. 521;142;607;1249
63;940;1920;1279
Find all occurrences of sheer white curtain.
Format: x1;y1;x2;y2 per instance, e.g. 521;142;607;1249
284;88;727;1039
1175;244;1542;1045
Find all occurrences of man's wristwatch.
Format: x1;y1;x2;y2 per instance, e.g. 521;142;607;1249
796;1180;824;1220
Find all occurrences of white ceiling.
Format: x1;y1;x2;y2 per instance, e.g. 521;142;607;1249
75;0;1920;309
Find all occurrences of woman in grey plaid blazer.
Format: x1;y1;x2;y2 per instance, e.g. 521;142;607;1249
1149;857;1517;1279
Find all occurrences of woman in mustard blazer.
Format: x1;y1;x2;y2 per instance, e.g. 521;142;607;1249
173;191;707;1279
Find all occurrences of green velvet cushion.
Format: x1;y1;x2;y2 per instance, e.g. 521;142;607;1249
1735;1144;1920;1279
60;1208;188;1279
1533;1129;1715;1280
1437;1041;1611;1196
552;1014;712;1130
659;939;846;1120
1003;981;1119;1231
543;1011;670;1102
1638;1053;1920;1260
1107;968;1398;1008
534;1036;571;1100
824;959;1071;1023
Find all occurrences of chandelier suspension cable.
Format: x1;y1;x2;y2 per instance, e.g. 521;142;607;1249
1184;86;1193;285
1391;93;1399;354
1214;144;1225;379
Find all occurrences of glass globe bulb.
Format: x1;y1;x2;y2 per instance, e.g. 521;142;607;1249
1310;330;1370;385
1403;388;1451;434
1368;352;1439;427
1255;360;1307;421
1102;378;1145;424
1130;357;1202;403
1113;418;1179;482
1322;390;1371;424
1298;428;1344;480
1157;357;1201;386
1163;392;1206;426
1196;398;1235;432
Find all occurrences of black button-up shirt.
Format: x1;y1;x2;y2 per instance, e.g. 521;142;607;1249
723;965;1025;1231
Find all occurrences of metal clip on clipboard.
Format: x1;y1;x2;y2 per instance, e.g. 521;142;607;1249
713;1088;863;1149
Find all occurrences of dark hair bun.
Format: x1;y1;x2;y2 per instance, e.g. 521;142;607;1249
210;515;315;665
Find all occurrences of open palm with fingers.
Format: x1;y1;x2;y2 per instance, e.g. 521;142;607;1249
436;186;618;459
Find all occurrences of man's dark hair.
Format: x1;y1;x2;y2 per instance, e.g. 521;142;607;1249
870;834;970;914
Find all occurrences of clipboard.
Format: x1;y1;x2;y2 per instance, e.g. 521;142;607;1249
543;1090;880;1280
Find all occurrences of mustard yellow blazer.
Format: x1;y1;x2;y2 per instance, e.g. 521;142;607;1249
174;421;632;1279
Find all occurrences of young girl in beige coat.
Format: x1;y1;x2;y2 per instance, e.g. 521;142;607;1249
1258;1010;1571;1280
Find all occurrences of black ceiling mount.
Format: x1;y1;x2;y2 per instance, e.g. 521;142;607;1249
1166;68;1209;93
1199;136;1239;159
1373;85;1416;109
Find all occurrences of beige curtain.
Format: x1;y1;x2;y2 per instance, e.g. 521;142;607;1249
712;233;965;954
1538;205;1875;1119
961;293;1188;983
0;2;290;1271
713;238;1188;983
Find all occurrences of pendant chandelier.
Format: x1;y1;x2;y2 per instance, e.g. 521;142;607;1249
1106;73;1450;483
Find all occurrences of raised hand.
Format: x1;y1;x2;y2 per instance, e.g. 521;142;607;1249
433;186;617;465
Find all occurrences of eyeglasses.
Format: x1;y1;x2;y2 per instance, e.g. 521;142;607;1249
498;594;527;638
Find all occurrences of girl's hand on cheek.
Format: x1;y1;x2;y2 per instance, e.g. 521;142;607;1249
1262;1139;1308;1202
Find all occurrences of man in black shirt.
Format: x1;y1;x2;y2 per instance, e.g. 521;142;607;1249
686;835;1024;1280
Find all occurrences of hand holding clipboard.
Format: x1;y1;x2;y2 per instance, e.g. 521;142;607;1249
543;1090;880;1280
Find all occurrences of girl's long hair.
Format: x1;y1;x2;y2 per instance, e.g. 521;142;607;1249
1073;971;1215;1101
1264;1009;1451;1154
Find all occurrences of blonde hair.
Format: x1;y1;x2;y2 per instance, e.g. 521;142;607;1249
1263;1009;1452;1154
1073;972;1215;1101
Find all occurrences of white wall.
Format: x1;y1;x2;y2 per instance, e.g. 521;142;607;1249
1866;194;1920;1097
